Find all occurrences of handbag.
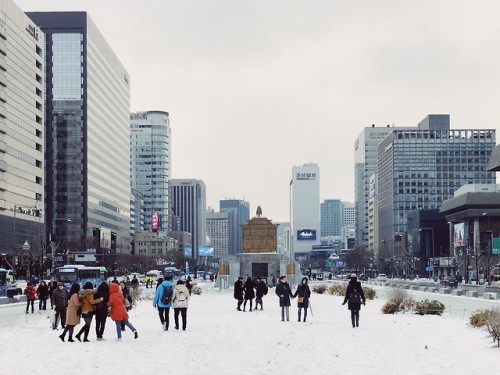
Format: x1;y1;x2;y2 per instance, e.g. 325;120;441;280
297;296;304;303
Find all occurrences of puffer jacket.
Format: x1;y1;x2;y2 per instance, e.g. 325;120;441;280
66;292;82;326
24;285;37;300
37;283;49;299
173;283;190;309
52;287;69;308
80;288;103;313
107;283;128;321
153;280;174;308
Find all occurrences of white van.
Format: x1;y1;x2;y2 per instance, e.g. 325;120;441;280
146;270;163;281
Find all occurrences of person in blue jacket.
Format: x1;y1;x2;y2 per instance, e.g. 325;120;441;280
153;275;174;331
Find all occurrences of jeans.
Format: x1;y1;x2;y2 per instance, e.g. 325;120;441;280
298;307;308;322
95;313;107;338
281;306;289;321
115;319;136;339
39;298;47;310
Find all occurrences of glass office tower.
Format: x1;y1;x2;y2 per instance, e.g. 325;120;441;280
27;12;130;255
219;199;250;255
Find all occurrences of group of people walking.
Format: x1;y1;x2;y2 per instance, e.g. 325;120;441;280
234;273;366;327
55;279;138;342
152;276;190;331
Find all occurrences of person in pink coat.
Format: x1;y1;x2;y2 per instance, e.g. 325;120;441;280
107;282;138;340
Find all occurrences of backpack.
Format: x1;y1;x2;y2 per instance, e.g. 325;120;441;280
161;285;173;305
176;291;188;308
349;289;361;304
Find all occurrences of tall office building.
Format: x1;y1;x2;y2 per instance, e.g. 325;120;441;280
130;111;171;234
320;199;343;237
290;163;321;254
219;199;249;255
27;12;130;254
0;0;45;255
378;114;496;255
206;209;230;257
170;179;206;260
130;187;144;255
354;124;410;248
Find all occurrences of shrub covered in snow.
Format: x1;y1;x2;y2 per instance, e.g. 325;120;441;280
328;284;345;296
469;310;492;328
312;284;328;294
414;299;445;316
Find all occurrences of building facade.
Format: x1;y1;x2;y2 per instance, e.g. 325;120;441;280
27;12;130;255
378;114;496;257
0;0;45;257
170;179;206;261
354;124;410;248
130;111;171;234
291;163;321;254
321;199;343;237
130;187;144;255
206;209;230;257
219;199;249;255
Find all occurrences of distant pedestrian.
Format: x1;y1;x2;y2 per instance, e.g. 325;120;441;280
52;282;68;330
275;276;294;321
24;282;37;314
155;277;164;290
94;281;110;340
233;277;244;311
48;277;58;309
254;277;268;311
59;283;82;342
186;276;194;296
173;279;190;331
153;276;174;331
342;273;366;328
108;282;138;340
36;280;49;311
293;277;311;322
119;280;133;331
243;277;255;312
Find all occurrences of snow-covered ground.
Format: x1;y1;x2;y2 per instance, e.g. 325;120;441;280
0;280;499;374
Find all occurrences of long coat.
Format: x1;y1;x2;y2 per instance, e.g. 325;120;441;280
36;283;49;300
275;281;293;307
243;279;255;300
343;280;366;311
233;280;244;301
108;283;129;321
65;293;82;326
293;283;311;309
173;283;190;309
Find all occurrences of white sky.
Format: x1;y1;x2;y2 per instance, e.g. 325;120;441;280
1;280;500;373
14;0;500;221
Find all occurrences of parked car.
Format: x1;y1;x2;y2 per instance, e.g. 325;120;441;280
440;276;458;288
376;273;388;282
359;274;368;281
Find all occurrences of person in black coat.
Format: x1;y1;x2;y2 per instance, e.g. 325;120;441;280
275;275;294;321
36;280;49;311
94;281;110;340
254;277;268;311
293;277;311;322
342;274;366;328
233;277;244;311
243;277;255;312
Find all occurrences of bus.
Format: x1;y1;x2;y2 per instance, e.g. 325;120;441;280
54;265;105;290
163;266;183;281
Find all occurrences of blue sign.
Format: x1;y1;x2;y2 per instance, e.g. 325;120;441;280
297;229;316;240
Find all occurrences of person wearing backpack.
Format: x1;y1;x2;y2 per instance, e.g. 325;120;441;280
173;279;190;331
254;277;268;311
342;273;366;328
153;275;174;331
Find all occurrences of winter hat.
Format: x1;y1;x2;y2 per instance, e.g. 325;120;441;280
350;273;357;279
57;282;63;286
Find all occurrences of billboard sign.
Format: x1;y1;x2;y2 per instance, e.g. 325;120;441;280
454;223;464;247
152;211;160;232
297;229;316;240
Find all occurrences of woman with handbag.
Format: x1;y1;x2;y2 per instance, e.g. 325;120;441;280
293;277;311;322
75;281;103;342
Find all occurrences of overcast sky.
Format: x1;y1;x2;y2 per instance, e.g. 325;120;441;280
15;0;500;222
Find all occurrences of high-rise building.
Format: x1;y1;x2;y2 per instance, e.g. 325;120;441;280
219;199;249;255
377;114;496;256
27;12;130;254
290;163;320;254
320;199;343;237
0;0;45;255
343;202;355;227
130;187;144;255
130;111;171;234
206;209;230;257
354;124;410;248
170;179;206;260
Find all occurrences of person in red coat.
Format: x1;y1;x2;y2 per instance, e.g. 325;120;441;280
24;282;37;314
107;282;138;340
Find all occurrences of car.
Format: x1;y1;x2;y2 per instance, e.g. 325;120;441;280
359;274;368;281
376;273;388;282
440;276;458;288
